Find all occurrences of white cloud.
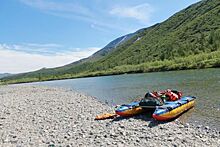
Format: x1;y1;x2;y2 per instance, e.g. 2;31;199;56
0;43;63;55
19;0;120;31
0;44;100;73
20;0;93;18
19;0;149;32
110;3;154;24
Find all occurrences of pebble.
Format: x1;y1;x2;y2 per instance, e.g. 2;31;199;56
178;124;184;128
197;125;202;129
205;126;209;130
167;137;175;141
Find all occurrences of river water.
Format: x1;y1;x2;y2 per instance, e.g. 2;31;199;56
28;68;220;129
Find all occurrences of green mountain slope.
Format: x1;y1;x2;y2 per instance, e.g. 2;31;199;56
90;0;220;68
1;0;220;84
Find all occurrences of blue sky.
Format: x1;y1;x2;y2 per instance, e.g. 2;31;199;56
0;0;200;73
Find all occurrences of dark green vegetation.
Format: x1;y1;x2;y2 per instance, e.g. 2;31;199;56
1;0;220;84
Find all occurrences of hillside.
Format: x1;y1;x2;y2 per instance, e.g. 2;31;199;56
64;29;140;66
1;0;220;84
0;73;11;78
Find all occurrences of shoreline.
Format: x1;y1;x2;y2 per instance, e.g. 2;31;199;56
0;85;219;146
1;67;219;85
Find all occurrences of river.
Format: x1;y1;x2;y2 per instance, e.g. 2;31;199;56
27;68;220;129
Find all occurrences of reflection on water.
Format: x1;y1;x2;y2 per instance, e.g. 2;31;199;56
28;68;220;129
178;107;195;124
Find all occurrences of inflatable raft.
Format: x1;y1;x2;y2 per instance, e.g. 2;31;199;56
115;101;145;117
152;96;196;121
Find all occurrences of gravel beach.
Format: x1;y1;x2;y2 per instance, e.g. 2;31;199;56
0;85;219;147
